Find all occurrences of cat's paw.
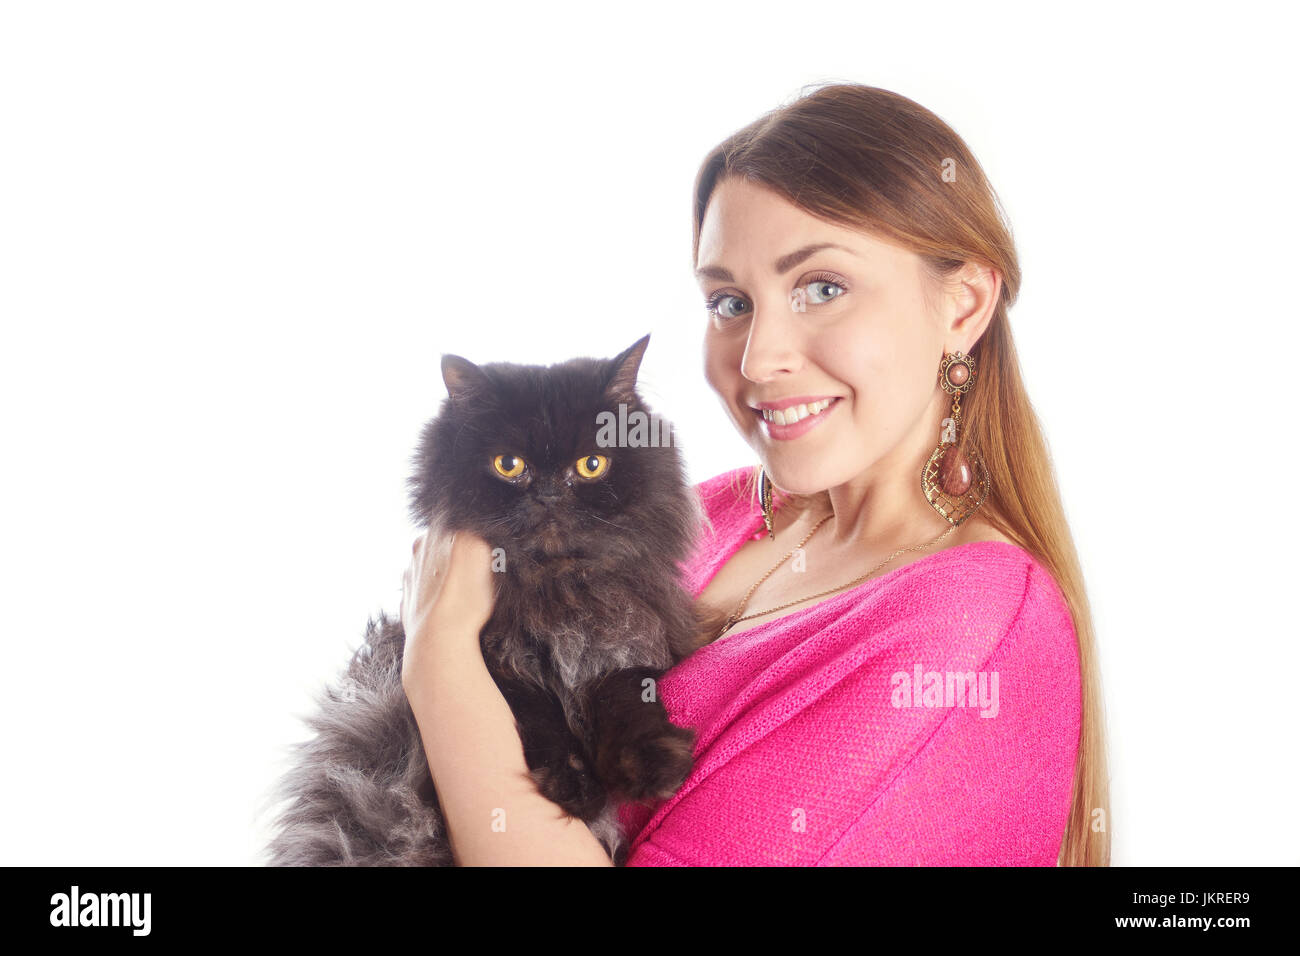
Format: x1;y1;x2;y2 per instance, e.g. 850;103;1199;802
599;723;696;804
529;754;608;821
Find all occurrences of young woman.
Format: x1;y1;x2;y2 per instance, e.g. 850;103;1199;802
400;83;1110;867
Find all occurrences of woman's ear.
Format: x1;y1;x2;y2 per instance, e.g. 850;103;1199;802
942;262;1002;351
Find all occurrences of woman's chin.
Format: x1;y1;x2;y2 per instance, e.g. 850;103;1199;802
756;464;830;497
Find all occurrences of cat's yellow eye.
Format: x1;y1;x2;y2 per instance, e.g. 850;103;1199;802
493;453;526;478
575;454;608;479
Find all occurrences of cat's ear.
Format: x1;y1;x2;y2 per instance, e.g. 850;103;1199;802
441;353;489;403
603;333;651;401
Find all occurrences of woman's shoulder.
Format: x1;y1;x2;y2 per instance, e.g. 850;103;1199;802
672;465;761;595
690;464;756;511
686;465;759;536
862;526;1074;654
954;523;1072;634
954;518;1016;548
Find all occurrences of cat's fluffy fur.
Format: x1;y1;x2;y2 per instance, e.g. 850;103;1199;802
263;335;727;866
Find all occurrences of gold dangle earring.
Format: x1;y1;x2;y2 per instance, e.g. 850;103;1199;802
757;466;776;539
922;350;990;525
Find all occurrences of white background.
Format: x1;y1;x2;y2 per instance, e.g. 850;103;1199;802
1;0;1295;866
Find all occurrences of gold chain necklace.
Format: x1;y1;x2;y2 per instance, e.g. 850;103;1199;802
713;512;960;641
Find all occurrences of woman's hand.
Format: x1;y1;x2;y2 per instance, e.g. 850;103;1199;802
397;525;614;865
400;526;498;692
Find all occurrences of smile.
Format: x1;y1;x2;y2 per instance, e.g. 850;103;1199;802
749;396;842;440
758;397;836;425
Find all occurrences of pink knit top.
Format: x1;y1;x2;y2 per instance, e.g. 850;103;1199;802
616;466;1081;865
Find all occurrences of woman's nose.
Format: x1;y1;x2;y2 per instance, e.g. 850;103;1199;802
739;305;803;383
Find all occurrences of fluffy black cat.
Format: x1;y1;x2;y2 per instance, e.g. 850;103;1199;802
264;334;725;866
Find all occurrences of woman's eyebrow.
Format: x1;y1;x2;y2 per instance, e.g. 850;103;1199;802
694;242;859;282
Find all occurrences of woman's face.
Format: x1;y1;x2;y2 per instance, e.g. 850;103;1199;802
698;175;969;496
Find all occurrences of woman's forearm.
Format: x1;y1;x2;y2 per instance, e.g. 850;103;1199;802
405;622;615;867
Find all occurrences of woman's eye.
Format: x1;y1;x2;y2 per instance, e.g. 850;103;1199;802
705;293;751;323
803;279;846;305
707;276;845;322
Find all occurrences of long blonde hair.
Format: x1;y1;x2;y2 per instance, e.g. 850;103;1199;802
691;83;1110;866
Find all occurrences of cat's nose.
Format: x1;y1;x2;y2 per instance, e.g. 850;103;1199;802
535;480;565;502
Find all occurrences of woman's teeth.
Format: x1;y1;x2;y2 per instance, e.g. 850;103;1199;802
761;398;835;425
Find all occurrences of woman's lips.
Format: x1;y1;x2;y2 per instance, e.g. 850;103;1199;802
751;396;842;440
